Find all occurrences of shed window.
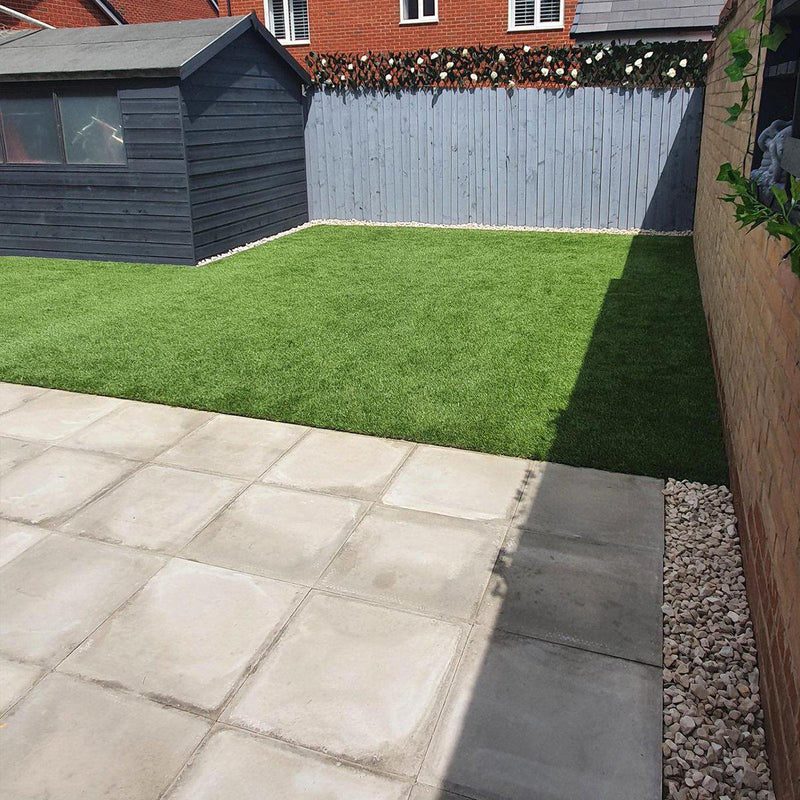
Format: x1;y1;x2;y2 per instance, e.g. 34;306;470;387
266;0;309;44
509;0;563;30
401;0;437;24
59;94;126;165
0;90;125;166
0;96;61;164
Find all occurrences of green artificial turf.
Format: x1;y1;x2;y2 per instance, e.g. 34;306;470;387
0;225;727;483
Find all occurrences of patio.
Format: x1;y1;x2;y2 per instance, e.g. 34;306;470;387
0;383;663;799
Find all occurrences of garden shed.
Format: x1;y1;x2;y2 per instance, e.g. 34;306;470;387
0;14;310;264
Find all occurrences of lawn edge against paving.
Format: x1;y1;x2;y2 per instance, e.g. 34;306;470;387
0;226;728;484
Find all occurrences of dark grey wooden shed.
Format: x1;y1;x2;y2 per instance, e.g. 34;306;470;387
0;14;310;264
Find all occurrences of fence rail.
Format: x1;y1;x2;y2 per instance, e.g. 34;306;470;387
304;86;703;231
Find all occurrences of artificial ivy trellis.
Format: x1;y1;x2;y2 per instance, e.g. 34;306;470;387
305;41;709;91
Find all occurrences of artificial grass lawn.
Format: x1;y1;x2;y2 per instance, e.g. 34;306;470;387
0;225;726;484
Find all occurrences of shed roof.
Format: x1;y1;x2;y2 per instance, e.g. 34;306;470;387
0;14;310;84
571;0;724;36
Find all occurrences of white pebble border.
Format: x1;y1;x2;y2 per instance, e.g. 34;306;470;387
663;479;774;800
196;218;692;265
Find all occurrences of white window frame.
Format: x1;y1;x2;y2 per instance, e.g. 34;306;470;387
399;0;438;25
507;0;564;31
265;0;310;45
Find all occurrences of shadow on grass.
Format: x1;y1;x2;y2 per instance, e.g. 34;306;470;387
545;234;727;486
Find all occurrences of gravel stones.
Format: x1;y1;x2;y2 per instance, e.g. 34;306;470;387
662;479;774;800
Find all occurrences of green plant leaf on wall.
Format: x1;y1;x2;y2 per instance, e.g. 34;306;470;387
761;22;789;51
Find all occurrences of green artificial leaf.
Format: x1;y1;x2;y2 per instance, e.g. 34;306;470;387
726;103;744;123
725;63;746;81
728;28;750;53
717;162;737;182
771;184;789;209
761;23;790;51
753;0;767;22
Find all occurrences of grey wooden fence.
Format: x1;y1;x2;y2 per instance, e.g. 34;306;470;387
304;86;703;231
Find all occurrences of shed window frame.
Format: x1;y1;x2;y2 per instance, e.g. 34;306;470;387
508;0;564;31
400;0;438;25
265;0;310;45
0;85;127;169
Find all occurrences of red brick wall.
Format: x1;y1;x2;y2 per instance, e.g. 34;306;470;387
227;0;578;61
693;1;800;798
1;0;109;28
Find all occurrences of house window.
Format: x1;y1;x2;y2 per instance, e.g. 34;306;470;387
509;0;563;30
401;0;437;24
0;90;125;166
266;0;310;44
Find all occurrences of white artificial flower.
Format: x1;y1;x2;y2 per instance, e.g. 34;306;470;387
446;61;454;69
541;66;549;75
439;71;448;79
385;73;392;81
570;80;578;88
324;78;332;84
555;67;564;75
595;51;603;60
585;57;592;64
389;58;394;65
410;67;415;72
360;54;368;62
417;56;424;64
470;72;479;81
545;54;553;63
634;58;643;68
523;45;531;53
644;50;653;58
321;58;327;66
490;70;498;79
508;79;515;87
431;52;439;59
462;48;469;56
498;52;506;62
702;52;708;62
679;58;688;68
666;67;676;77
347;63;354;70
625;64;633;74
570;68;578;78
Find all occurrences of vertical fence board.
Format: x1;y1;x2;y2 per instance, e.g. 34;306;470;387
304;86;703;232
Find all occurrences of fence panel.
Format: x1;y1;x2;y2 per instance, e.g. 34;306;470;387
304;86;704;231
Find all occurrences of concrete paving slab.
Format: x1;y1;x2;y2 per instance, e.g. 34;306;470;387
157;414;307;479
410;785;467;800
0;381;46;414
0;447;136;524
0;657;43;715
184;483;366;584
0;435;48;475
513;462;664;550
166;726;411;800
419;627;662;800
61;400;213;461
382;445;530;522
225;591;465;777
61;463;244;552
0;519;49;568
0;533;164;665
321;505;505;620
0;673;209;800
478;528;663;664
61;559;304;714
0;388;121;442
263;428;411;500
